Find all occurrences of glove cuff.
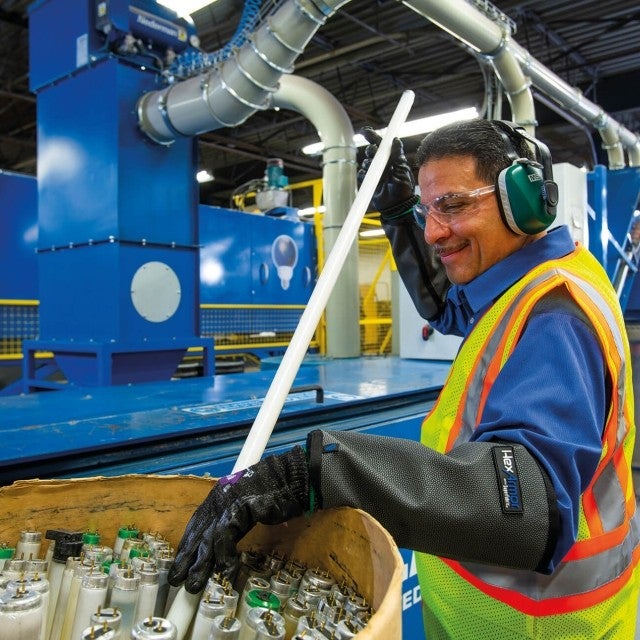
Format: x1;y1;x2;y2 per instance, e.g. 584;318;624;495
380;195;420;221
306;430;325;511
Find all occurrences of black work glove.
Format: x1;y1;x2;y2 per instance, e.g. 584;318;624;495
168;446;310;593
357;126;419;220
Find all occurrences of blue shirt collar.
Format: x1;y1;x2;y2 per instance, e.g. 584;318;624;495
447;225;577;318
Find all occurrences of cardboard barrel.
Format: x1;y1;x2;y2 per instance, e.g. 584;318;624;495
0;474;403;639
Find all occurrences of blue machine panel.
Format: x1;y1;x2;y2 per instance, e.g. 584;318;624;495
199;206;255;305
604;166;640;261
37;59;197;247
96;0;195;52
0;172;37;299
37;243;200;343
586;166;608;274
250;214;315;304
29;0;104;91
199;206;316;307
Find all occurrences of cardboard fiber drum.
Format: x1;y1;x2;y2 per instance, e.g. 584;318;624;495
0;474;403;639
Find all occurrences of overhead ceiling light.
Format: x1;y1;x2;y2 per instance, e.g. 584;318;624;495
197;170;214;183
302;106;479;156
157;0;218;18
297;205;326;218
359;228;386;238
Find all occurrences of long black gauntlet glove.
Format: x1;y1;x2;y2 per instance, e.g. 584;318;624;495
307;430;558;573
168;446;310;593
357;126;419;219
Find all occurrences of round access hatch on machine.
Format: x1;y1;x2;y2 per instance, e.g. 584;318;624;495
130;261;181;322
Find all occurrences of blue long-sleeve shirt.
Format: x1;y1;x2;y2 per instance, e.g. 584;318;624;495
431;226;606;570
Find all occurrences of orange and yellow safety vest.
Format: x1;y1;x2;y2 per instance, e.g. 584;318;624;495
416;245;640;639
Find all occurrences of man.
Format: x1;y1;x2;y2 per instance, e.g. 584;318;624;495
168;119;640;638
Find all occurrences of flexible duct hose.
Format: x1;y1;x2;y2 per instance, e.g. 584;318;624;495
169;0;264;78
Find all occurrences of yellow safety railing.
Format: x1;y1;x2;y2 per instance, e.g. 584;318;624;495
0;299;41;360
287;179;395;356
358;230;394;356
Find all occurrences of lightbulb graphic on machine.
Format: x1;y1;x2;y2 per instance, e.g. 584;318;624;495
271;234;298;290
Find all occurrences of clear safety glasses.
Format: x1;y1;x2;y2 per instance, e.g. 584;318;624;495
412;184;496;230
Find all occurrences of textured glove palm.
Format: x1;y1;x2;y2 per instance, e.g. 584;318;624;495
168;446;309;593
358;126;418;218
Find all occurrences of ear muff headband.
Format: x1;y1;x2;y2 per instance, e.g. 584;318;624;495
492;121;559;235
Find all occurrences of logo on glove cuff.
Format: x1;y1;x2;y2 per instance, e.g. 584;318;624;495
492;446;524;514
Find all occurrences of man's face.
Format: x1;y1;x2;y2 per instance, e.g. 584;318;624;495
417;155;535;285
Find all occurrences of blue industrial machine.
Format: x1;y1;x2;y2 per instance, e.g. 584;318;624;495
587;166;640;317
0;189;317;389
24;0;212;390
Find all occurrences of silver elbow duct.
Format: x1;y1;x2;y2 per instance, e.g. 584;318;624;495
620;130;640;168
271;74;359;357
137;0;351;145
401;0;537;131
270;73;356;198
490;37;536;133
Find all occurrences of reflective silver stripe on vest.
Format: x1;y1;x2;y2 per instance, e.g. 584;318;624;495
459;510;640;601
557;268;631;534
593;461;626;531
557;267;629;449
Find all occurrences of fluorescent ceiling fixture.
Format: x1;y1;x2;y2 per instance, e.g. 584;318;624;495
158;0;217;17
298;205;326;218
302;106;479;155
359;228;386;238
197;170;214;183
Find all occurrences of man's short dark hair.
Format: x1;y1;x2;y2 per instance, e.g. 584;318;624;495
415;118;535;184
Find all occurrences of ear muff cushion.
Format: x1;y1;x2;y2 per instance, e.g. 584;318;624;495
496;161;557;235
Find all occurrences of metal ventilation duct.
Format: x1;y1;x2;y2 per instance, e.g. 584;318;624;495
138;0;640;168
137;0;350;143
